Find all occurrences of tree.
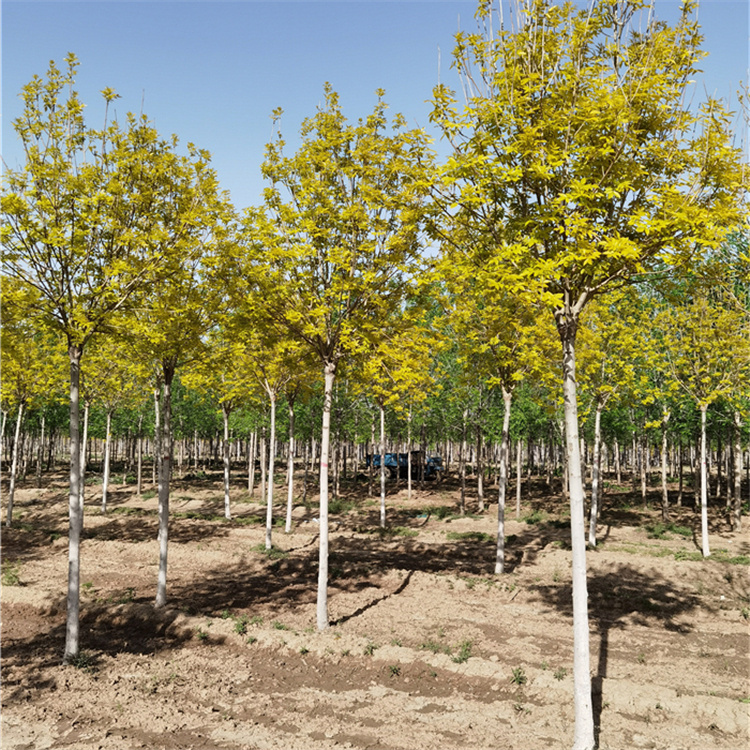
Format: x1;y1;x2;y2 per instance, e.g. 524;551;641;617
431;2;744;746
660;295;750;556
244;86;433;630
1;55;224;658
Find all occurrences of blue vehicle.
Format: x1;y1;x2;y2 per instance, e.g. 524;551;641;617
365;451;443;480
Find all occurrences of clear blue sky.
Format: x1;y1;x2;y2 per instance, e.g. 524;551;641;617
3;0;748;211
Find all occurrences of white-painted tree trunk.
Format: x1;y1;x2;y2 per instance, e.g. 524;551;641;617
265;390;277;550
6;401;25;527
515;440;522;518
494;388;512;574
63;344;83;664
222;403;232;520
136;413;143;496
78;401;89;534
379;402;386;528
661;407;671;522
557;317;595;750
317;362;336;631
588;401;603;547
285;402;295;533
407;406;413;502
700;403;711;558
35;414;45;488
101;410;112;513
155;365;174;608
733;411;743;531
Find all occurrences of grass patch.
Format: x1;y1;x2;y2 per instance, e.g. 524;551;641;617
522;509;547;525
446;531;493;543
1;561;22;586
645;522;692;539
328;499;356;514
251;544;289;560
451;640;473;664
420;639;451;655
380;526;418;539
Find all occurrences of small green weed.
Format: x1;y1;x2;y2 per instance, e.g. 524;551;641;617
328;499;355;514
420;639;451;655
389;665;401;677
70;650;96;671
637;652;646;664
273;621;290;631
197;628;209;642
363;642;379;656
541;660;549;671
233;615;249;635
249;615;264;626
300;646;309;655
1;561;21;586
511;667;527;685
141;490;157;500
554;667;567;681
451;640;472;664
246;636;258;645
390;638;402;647
740;607;749;621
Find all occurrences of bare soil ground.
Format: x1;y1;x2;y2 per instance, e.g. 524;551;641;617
2;466;749;750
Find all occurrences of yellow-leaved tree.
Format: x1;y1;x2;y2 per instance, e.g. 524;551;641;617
430;1;745;746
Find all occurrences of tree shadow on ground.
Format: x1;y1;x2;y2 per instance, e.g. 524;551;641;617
531;563;700;748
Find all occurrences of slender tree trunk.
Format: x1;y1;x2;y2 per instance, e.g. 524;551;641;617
317;361;336;631
407;406;413;502
556;313;594;750
733;412;743;531
699;403;711;558
495;388;512;574
260;427;267;503
6;401;25;527
661;408;671;522
303;440;309;504
153;387;161;487
63;344;83;664
460;407;468;515
515;440;522;518
265;390;277;550
614;438;621;485
35;414;45;489
155;363;175;608
78;401;89;534
379;402;386;528
248;430;256;495
101;410;112;513
285;401;295;533
588;400;603;547
639;435;647;504
476;422;484;512
368;413;375;498
222;403;232;520
136;414;143;496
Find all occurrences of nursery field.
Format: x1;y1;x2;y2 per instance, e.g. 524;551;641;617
2;468;749;750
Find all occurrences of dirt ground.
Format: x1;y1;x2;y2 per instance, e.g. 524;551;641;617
2;466;749;750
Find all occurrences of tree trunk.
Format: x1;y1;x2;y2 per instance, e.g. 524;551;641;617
248;430;256;495
285;401;296;533
101;410;112;513
495;388;512;574
153;387;161;486
476;422;484;512
699;403;711;557
35;414;45;489
78;401;89;533
63;344;83;664
155;363;175;608
556;313;594;750
661;408;671;522
266;391;277;550
460;407;468;515
379;402;386;528
588;400;603;547
136;414;144;496
260;427;267;503
515;440;522;519
732;412;743;531
407;406;413;502
6;401;25;527
369;413;375;498
222;403;232;520
317;361;336;631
